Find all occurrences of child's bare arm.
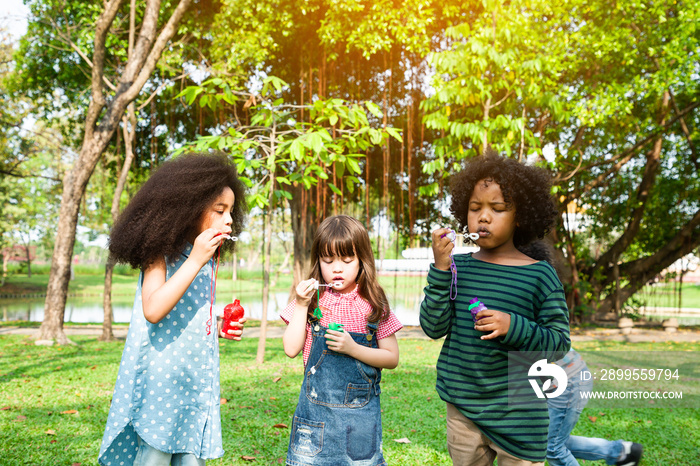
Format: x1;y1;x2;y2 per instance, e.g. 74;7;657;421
324;332;399;369
282;278;316;358
141;228;222;324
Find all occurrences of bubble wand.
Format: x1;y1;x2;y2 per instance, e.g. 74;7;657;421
441;229;479;300
310;280;343;327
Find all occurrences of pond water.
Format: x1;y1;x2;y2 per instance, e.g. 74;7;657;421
2;295;699;328
0;291;428;326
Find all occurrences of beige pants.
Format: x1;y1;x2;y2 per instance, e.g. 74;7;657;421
446;403;545;466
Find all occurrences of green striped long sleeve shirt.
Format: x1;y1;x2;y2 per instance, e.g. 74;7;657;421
419;253;571;462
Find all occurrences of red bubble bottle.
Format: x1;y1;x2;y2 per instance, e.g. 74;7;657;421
222;299;244;340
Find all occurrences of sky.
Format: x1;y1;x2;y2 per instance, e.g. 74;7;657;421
1;0;29;43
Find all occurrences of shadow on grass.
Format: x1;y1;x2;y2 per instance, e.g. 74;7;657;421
1;335;452;465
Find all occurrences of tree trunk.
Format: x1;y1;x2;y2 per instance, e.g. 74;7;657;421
256;124;277;364
26;245;31;278
102;255;117;341
256;204;273;364
585;92;671;318
39;0;192;344
101;102;137;342
594;208;700;315
40;161;95;345
289;183;316;293
1;250;6;287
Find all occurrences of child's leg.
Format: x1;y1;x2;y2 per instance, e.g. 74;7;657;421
134;435;205;466
134;435;173;466
546;378;585;466
445;402;495;466
171;453;206;466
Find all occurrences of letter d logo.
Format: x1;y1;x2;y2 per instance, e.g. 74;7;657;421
528;359;567;399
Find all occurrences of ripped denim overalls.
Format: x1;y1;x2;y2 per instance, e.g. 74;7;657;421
286;321;386;466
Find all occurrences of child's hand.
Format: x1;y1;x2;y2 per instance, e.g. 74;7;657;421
295;278;317;307
219;316;247;341
431;228;455;271
191;228;225;267
474;309;511;340
324;329;356;354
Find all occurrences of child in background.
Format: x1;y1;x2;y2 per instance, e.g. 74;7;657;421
420;150;571;465
98;153;247;466
516;243;644;466
547;349;644;466
281;215;403;466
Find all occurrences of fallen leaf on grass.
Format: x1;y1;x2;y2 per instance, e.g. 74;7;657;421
273;377;281;383
220;398;228;405
588;416;597;423
46;429;56;435
241;455;256;461
1;407;10;410
273;423;288;429
393;438;411;444
72;463;81;466
50;440;57;444
61;410;78;415
14;415;26;421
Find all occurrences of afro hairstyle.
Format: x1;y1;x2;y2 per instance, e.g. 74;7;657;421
449;148;557;247
108;152;247;270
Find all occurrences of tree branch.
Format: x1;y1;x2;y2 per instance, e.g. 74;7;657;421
593;91;670;271
48;17;117;91
571;100;700;198
122;0;193;103
0;169;62;182
85;0;124;137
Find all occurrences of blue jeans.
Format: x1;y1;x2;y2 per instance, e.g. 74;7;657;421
546;364;623;466
134;435;205;466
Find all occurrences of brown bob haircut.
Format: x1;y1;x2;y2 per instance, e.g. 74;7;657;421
306;215;390;323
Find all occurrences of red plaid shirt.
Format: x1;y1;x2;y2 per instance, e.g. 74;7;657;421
280;284;403;366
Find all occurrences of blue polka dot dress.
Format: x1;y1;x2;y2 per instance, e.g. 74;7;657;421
98;244;223;465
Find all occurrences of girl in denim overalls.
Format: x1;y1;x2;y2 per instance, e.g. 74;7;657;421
281;215;403;466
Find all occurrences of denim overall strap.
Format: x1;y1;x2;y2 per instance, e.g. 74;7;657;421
286;323;386;466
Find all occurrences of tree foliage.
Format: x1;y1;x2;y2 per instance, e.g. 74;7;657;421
421;0;700;319
2;0;698;326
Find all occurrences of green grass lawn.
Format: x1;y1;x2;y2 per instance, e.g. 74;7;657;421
0;336;698;465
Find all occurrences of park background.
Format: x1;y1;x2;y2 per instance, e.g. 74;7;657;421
1;0;699;464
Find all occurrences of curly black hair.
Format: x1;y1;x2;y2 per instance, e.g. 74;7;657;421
109;152;247;270
449;148;557;247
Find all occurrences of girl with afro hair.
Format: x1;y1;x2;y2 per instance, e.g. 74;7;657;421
99;152;247;466
420;149;571;466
